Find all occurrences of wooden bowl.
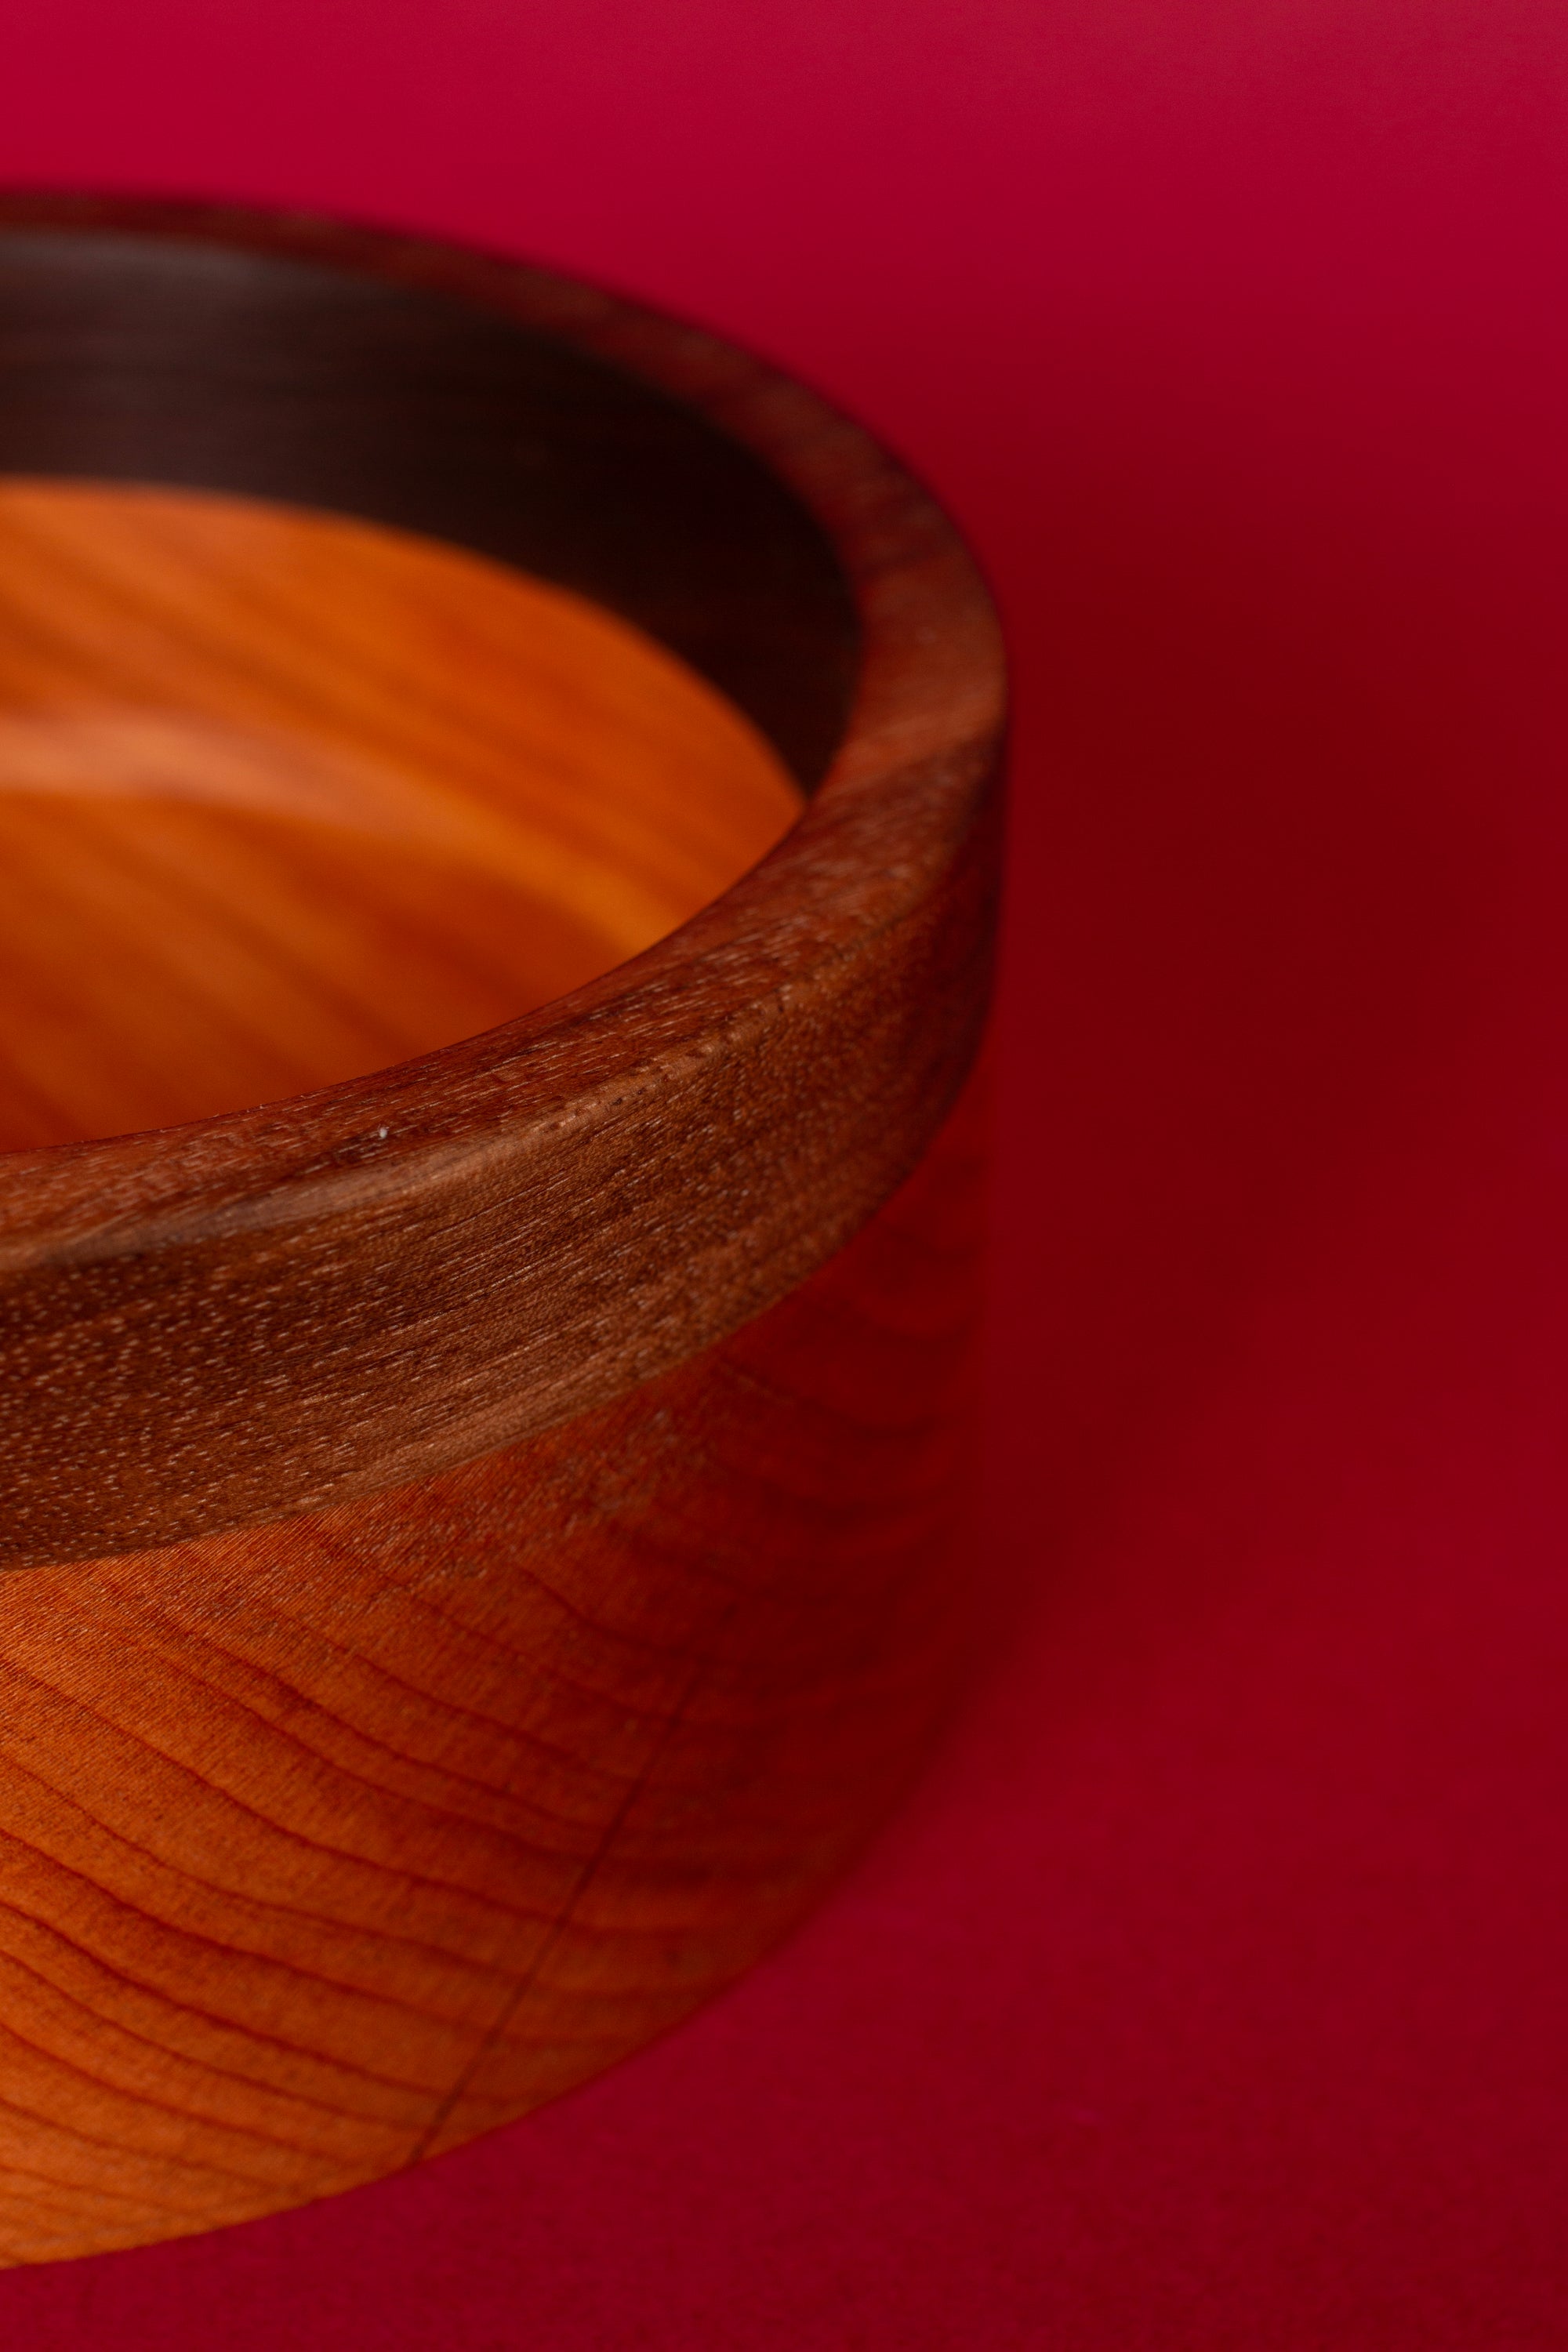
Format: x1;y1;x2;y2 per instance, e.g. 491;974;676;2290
0;194;1004;2261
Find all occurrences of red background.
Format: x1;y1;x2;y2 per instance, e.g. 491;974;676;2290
4;2;1568;2340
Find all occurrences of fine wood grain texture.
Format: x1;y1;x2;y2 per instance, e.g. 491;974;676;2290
0;480;802;1148
0;199;1003;1573
0;1073;985;2263
0;198;1006;2260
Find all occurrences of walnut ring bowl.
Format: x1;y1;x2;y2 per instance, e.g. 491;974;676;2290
0;194;1004;2261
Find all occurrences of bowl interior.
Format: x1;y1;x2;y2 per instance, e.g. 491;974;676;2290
0;477;802;1149
0;217;862;1151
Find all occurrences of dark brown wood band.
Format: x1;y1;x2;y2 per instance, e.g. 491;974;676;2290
0;195;1007;1571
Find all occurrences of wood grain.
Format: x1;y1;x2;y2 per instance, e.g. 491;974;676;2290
0;480;802;1149
0;197;1005;2259
0;1070;986;2261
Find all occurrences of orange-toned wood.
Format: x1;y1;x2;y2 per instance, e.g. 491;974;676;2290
0;196;1005;2261
0;1073;985;2263
0;481;802;1149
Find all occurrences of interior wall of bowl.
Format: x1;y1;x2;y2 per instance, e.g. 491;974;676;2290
0;223;860;789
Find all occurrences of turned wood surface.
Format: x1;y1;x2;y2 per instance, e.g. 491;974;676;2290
0;198;1005;2262
0;1074;985;2263
0;202;860;790
0;480;801;1149
0;197;1004;1573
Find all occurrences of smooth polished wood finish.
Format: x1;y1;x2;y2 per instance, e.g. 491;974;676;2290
0;198;1005;2262
0;480;802;1148
0;200;1000;1574
0;1076;985;2261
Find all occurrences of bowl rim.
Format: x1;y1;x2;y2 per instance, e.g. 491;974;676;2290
0;191;1007;1570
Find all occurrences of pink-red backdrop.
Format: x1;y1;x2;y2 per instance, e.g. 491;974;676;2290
4;2;1568;2340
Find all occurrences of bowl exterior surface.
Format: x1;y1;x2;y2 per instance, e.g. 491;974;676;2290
0;1082;985;2259
0;197;1005;2263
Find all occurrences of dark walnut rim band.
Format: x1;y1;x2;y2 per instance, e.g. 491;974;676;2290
0;194;1006;1572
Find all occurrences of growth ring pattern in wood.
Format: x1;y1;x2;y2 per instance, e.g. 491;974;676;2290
0;196;1005;2259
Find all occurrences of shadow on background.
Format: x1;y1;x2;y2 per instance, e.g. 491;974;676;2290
978;395;1512;1594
